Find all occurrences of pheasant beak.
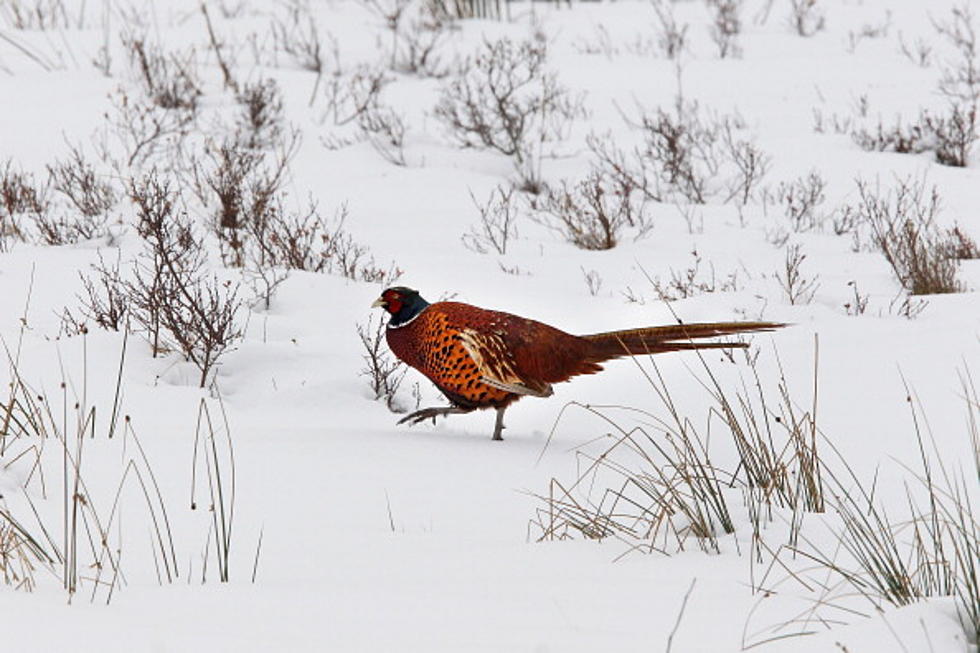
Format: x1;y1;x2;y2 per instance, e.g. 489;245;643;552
371;297;387;309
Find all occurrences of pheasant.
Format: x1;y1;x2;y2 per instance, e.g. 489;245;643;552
372;287;784;441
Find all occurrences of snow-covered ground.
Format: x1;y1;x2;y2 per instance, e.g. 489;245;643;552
0;0;978;650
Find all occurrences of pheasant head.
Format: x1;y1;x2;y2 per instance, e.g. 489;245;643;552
372;286;431;327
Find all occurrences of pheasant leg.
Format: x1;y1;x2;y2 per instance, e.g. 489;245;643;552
398;406;473;426
492;406;506;441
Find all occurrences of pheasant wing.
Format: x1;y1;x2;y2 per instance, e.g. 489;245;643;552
458;328;554;398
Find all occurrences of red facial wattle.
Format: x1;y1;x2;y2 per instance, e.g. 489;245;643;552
385;292;403;314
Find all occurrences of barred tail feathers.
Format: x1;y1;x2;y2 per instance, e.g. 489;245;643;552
581;322;784;363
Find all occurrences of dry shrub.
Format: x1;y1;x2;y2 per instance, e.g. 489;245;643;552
317;61;400;165
90;38;201;172
650;249;740;301
366;0;450;77
1;159;47;216
123;37;202;112
186;132;297;267
925;104;978;167
67;252;128;332
302;37;397;153
765;170;827;233
899;33;933;67
846;13;892;53
852;107;977;168
851;5;978;168
533;170;649;250
357;314;407;412
651;0;688;59
358;102;407;166
128;174;244;386
17;146;117;246
47;146;116;218
392;4;451;77
98;88;194;172
32;211;109;246
462;184;519;255
0;160;47;250
707;0;743;58
236;78;285;149
62;175;244;386
271;3;324;74
948;225;980;259
776;243;819;305
246;199;398;283
787;0;825;37
589;99;770;205
850;115;931;156
935;4;980;108
321;64;389;127
852;178;965;295
435;36;584;191
270;1;328;104
186;131;397;285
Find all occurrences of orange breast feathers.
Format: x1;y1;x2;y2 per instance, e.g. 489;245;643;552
384;302;601;408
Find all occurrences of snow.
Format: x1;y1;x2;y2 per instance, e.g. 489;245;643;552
0;0;978;651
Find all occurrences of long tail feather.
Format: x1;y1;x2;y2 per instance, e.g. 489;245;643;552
581;322;785;363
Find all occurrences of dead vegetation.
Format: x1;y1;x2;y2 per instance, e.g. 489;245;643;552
271;2;325;75
1;159;47;217
0;344;169;601
2;150;116;247
366;0;451;77
358;102;408;166
127;173;244;387
124;37;202;112
462;184;519;255
532;170;650;250
0;0;78;31
236;79;286;150
775;243;820;305
764;170;827;233
651;0;688;59
0;159;47;250
846;5;979;168
0;344;250;598
435;36;585;191
849;178;967;295
47;146;117;218
706;0;743;59
533;347;825;553
649;250;740;301
787;0;825;37
430;0;503;21
532;347;980;645
99;87;194;172
589;99;770;206
357;315;407;412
